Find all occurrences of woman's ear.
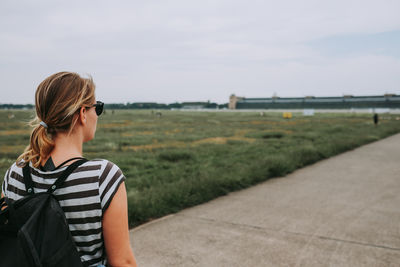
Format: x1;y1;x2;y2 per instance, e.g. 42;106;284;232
78;107;87;126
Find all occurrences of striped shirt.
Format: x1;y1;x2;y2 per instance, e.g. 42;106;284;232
1;159;126;267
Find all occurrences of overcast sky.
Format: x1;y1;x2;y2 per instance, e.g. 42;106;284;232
1;0;399;104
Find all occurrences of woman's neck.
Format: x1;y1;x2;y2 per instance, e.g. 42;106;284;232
48;131;84;167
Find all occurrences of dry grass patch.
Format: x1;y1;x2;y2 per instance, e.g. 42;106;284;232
0;129;31;136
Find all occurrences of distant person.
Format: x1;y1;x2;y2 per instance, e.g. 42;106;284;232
1;72;137;267
374;113;379;125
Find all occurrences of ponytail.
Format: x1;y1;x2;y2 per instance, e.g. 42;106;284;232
17;120;55;168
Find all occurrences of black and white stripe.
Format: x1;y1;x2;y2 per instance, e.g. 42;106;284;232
2;159;126;267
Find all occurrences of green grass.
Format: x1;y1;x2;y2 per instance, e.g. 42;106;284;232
1;109;400;227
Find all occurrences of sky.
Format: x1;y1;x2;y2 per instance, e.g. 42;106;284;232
1;0;400;104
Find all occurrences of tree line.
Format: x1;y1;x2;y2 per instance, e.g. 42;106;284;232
0;102;228;110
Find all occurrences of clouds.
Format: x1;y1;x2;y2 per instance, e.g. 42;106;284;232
1;0;399;104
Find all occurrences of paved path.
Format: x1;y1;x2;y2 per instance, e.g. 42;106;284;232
130;133;400;266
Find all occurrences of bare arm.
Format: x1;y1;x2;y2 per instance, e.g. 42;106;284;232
102;182;137;267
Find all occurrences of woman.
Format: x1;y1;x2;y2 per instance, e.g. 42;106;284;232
1;72;137;267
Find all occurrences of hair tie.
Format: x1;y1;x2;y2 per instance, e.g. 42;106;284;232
39;121;48;129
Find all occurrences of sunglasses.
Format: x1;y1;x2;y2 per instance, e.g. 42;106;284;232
91;101;104;116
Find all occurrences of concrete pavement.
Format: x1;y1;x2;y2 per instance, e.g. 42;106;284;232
130;133;400;266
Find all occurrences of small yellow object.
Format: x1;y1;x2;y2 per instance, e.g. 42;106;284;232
283;112;292;119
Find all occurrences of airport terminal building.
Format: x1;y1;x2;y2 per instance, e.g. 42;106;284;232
229;94;400;110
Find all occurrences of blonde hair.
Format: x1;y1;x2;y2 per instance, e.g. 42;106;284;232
17;71;96;168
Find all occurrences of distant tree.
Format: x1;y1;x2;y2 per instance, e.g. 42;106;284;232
0;104;34;109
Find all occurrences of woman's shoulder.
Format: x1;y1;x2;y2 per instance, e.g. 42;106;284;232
7;161;22;175
86;158;120;167
85;159;124;174
3;162;22;193
88;159;126;211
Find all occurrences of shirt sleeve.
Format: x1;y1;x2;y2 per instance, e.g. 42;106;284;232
2;168;10;197
98;160;126;212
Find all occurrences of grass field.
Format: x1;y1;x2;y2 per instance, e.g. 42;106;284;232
1;109;400;227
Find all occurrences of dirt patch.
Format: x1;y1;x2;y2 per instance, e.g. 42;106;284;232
0;129;30;136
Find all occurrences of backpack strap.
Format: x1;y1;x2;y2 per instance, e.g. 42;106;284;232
47;158;88;193
22;159;88;195
54;157;86;170
22;164;35;196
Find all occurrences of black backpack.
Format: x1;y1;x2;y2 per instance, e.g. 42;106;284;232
0;159;88;267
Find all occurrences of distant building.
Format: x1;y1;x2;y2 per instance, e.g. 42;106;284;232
135;102;158;107
229;94;400;109
228;94;244;109
181;101;220;109
181;102;207;109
